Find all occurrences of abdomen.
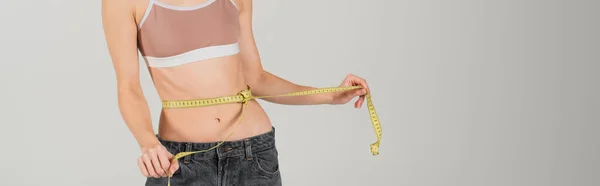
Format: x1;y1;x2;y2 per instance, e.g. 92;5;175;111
150;55;273;142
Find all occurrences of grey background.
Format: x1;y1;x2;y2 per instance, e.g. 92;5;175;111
0;0;598;185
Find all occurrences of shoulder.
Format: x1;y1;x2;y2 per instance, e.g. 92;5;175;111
101;0;149;23
101;0;137;11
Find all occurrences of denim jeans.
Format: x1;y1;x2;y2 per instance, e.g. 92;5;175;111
146;127;282;186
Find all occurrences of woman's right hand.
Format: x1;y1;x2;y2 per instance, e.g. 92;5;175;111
138;144;180;178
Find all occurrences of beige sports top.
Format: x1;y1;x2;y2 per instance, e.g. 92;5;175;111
137;0;240;68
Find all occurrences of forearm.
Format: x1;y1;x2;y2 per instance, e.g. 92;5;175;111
117;88;158;149
249;70;332;105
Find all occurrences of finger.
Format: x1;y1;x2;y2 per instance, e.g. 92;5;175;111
150;152;167;177
352;89;366;108
138;157;149;177
169;159;180;177
356;78;370;108
157;150;171;174
346;74;356;85
346;74;366;89
143;154;159;178
166;151;177;176
356;95;365;108
341;74;354;87
355;78;370;93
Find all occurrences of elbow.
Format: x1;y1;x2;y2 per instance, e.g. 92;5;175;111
245;66;266;87
250;69;267;87
116;80;144;98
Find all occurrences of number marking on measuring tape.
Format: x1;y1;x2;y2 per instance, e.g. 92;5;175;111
161;86;382;186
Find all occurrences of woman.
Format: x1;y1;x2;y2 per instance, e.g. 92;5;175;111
101;0;370;185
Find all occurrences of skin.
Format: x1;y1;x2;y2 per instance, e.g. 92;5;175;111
101;0;371;178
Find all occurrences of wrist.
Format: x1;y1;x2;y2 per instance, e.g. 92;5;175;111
322;92;335;105
136;133;161;151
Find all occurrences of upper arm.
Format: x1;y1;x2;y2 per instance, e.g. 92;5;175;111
237;0;264;79
101;0;141;91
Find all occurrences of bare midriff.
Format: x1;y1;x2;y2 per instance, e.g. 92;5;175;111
131;0;269;143
149;54;273;143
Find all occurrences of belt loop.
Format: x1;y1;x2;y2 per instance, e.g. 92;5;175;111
244;139;253;160
183;142;192;164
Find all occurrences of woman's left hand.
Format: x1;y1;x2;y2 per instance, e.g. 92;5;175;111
330;73;370;108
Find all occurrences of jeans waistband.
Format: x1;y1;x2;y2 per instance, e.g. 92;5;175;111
156;127;276;161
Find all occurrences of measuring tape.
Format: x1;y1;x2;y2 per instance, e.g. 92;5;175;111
161;85;382;186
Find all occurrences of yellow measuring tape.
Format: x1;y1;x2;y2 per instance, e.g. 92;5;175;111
161;85;382;186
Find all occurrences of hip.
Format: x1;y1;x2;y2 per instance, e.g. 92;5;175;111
146;127;282;186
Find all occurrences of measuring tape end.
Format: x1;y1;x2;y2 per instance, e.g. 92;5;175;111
370;143;380;156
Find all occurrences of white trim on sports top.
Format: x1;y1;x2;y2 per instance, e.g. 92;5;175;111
143;43;240;68
138;0;156;30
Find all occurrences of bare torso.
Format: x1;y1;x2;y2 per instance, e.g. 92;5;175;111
133;0;272;143
103;0;370;179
